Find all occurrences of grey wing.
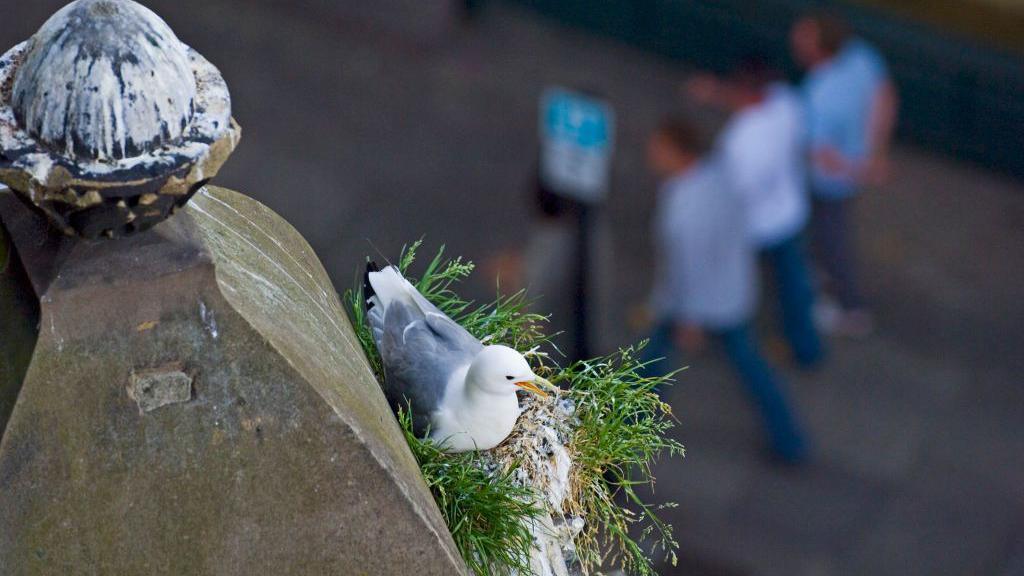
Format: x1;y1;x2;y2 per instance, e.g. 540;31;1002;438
423;311;484;358
365;274;469;352
367;304;386;351
380;301;482;435
399;286;482;354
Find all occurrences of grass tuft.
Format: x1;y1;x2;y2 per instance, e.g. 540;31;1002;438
344;240;683;575
557;349;683;573
397;408;541;575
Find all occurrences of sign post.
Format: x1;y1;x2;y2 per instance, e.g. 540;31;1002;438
538;87;614;360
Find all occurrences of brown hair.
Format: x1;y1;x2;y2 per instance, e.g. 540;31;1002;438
655;116;709;156
807;12;850;56
730;54;781;92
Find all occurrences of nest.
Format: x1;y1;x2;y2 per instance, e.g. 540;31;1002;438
482;392;585;576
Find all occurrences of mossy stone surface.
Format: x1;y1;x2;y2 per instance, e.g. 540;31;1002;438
0;186;464;575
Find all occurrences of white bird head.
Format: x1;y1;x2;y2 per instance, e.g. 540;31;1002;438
466;345;553;397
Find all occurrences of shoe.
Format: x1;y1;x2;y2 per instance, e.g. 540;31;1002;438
834;309;874;339
813;297;842;333
815;298;874;339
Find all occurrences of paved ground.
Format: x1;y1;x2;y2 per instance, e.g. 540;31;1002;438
661;147;1024;575
3;2;1022;574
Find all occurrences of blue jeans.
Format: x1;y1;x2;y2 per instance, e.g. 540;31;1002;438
812;195;864;310
761;233;824;367
642;321;809;463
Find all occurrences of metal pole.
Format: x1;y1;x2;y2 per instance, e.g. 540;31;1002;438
573;203;590;361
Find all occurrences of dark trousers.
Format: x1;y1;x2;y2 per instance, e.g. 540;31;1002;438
642;321;808;462
811;196;864;310
761;233;824;367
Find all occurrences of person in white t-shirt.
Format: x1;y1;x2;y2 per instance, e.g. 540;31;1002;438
687;57;824;367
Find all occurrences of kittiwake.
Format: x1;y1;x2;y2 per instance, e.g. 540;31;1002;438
364;262;553;452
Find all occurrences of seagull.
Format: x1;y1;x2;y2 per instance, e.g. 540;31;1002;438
364;263;553;452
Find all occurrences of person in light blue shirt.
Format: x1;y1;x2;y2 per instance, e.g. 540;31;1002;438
643;116;808;464
791;13;898;337
803;39;889;197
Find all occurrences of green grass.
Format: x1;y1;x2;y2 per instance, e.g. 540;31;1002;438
343;240;683;575
397;408;542;575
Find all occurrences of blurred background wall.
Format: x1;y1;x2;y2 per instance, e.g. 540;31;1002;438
509;0;1024;178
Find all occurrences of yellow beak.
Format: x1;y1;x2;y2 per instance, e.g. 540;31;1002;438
515;375;557;397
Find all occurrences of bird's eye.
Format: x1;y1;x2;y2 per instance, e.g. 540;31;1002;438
505;375;515;380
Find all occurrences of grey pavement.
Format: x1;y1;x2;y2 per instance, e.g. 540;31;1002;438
2;1;1022;575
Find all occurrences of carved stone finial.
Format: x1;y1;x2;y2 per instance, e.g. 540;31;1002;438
0;0;240;238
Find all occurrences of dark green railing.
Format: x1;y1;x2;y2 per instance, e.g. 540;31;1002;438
507;0;1024;178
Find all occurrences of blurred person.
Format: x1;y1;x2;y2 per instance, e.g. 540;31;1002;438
521;170;580;357
686;57;823;368
643;116;808;464
485;167;614;361
790;13;898;337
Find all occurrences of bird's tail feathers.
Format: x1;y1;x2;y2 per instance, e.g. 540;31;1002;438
364;261;382;311
365;264;431;316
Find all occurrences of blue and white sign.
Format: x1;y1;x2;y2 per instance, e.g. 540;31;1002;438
539;87;615;203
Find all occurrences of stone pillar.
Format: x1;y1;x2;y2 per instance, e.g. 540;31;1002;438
0;1;464;574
